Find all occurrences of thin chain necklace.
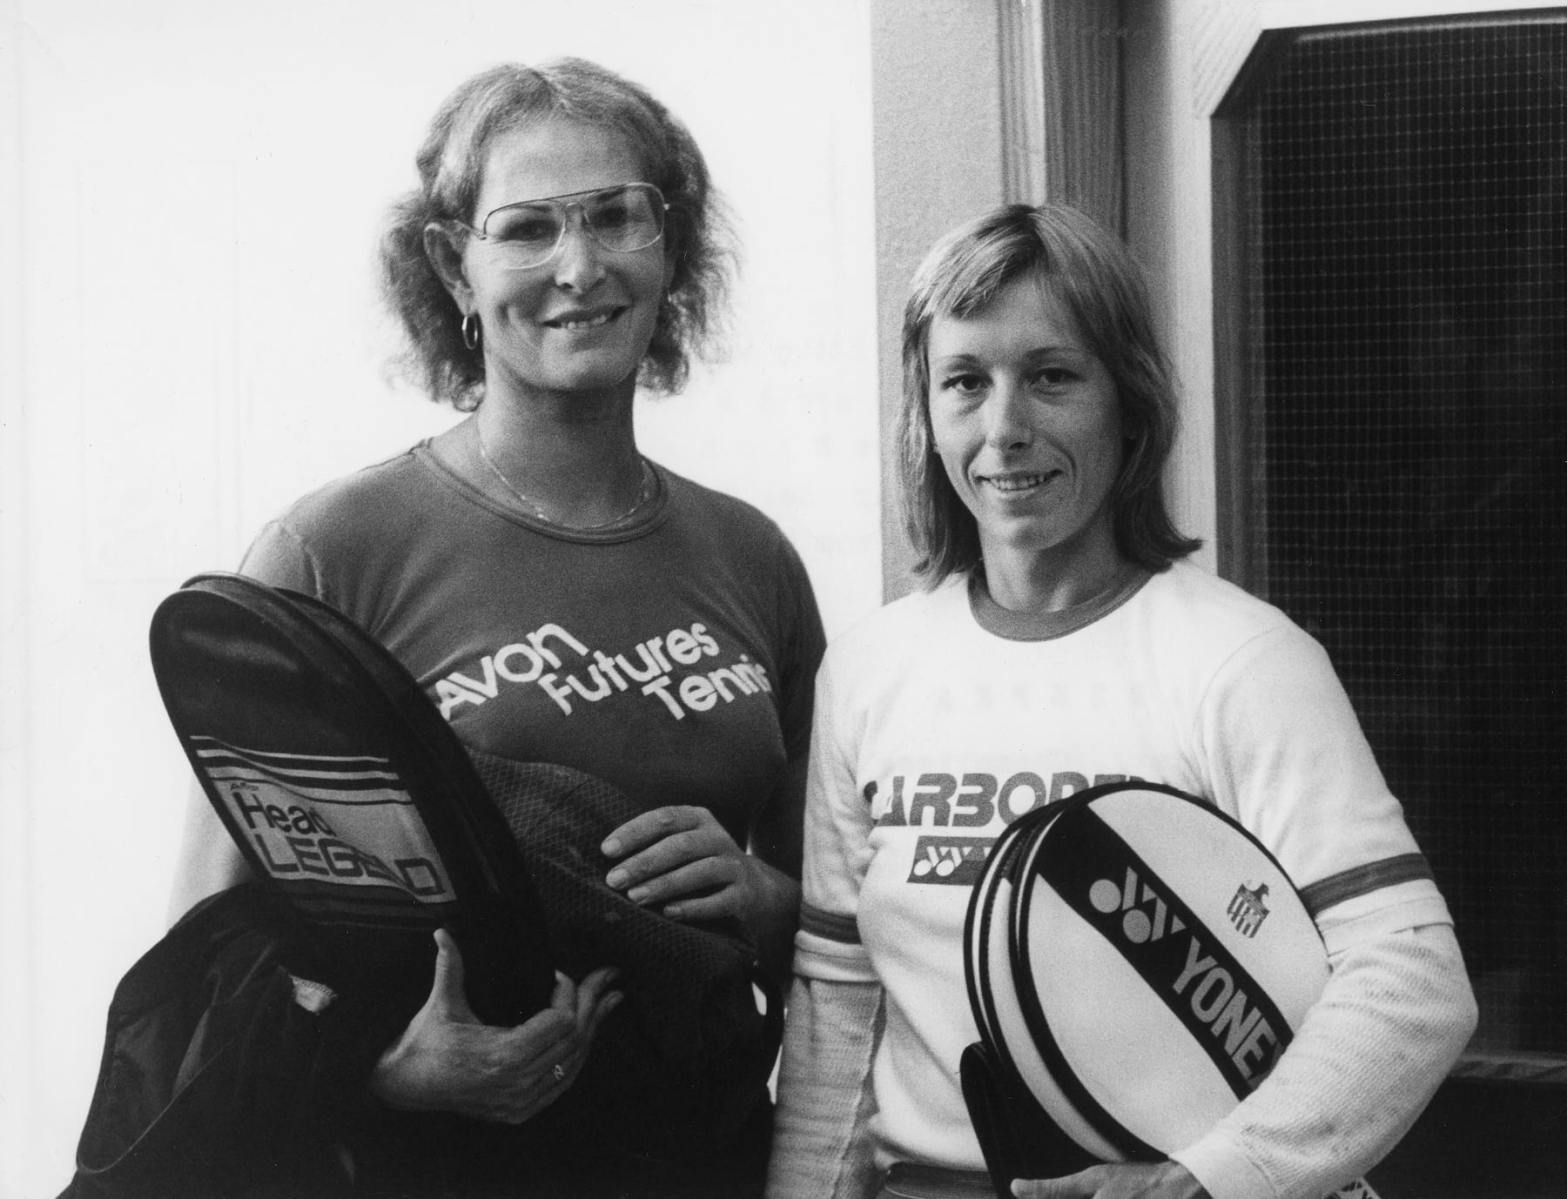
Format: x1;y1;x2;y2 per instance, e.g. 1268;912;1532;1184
475;425;657;531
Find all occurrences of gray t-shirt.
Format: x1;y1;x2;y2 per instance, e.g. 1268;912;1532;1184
240;436;824;864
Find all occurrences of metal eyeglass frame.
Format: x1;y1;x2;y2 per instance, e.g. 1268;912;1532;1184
449;182;669;268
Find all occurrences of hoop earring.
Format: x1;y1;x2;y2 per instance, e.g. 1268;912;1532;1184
461;312;481;351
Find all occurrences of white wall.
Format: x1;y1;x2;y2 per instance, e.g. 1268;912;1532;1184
0;3;878;1194
869;0;1006;599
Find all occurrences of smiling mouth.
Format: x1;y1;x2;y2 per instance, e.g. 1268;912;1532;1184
982;470;1061;493
545;308;623;331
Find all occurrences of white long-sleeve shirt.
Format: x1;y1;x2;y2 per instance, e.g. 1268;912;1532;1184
767;565;1476;1199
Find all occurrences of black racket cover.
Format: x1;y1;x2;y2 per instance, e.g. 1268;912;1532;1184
149;572;555;1026
152;573;780;1168
472;749;782;1162
283;589;783;1158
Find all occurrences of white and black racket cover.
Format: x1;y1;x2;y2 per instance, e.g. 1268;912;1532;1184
150;572;557;1026
964;781;1332;1173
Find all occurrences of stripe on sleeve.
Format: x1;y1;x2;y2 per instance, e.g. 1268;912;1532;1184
800;902;861;946
1300;852;1434;918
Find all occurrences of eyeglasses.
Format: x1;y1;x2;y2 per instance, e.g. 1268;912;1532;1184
453;182;668;269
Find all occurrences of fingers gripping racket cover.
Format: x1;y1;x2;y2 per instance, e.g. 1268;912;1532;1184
471;749;783;1161
149;573;556;1028
291;589;782;1160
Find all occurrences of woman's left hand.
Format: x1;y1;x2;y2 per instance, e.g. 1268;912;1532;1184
1012;1162;1208;1199
601;805;772;926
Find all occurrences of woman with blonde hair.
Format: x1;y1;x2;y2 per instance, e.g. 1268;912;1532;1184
171;58;824;1198
768;203;1474;1199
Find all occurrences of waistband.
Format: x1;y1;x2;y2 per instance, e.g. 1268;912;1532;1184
879;1161;998;1199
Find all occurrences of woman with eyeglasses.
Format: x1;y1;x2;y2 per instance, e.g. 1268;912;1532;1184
168;58;824;1197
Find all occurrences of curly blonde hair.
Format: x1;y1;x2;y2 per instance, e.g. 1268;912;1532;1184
380;58;734;409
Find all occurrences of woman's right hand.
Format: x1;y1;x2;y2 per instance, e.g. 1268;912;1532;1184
369;928;622;1124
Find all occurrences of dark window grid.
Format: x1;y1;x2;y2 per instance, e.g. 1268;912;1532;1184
1237;20;1567;1053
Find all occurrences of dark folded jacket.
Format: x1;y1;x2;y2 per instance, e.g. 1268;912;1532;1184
59;884;393;1199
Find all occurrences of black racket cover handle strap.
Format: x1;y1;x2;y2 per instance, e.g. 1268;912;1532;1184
961;1041;1099;1193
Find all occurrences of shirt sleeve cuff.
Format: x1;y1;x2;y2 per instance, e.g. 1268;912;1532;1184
1313;880;1452;957
1171;1131;1276;1199
793;929;878;984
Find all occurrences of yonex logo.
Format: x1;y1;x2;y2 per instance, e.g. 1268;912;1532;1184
913;842;969;879
1227;882;1271;938
1089;866;1187;944
906;834;991;886
1034;802;1298;1108
1084;862;1282;1087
